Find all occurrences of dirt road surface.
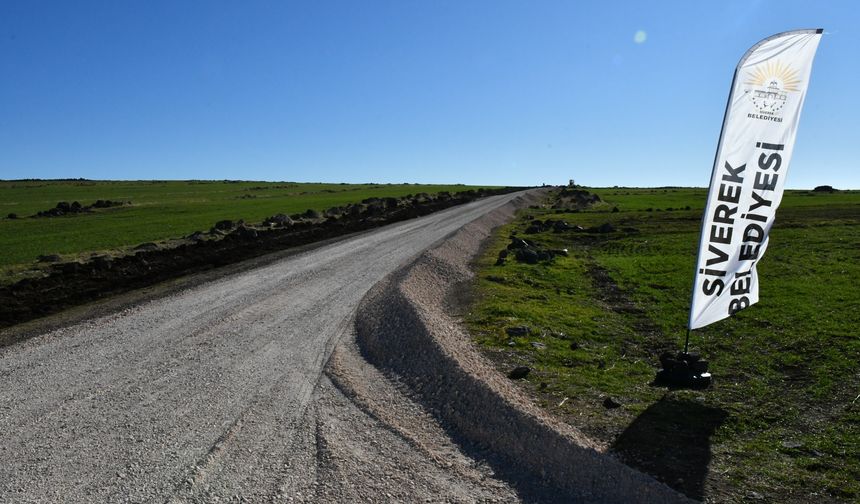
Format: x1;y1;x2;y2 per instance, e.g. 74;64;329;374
0;192;555;503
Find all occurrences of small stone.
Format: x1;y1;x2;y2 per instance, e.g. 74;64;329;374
233;225;258;240
508;366;531;380
506;238;530;250
133;242;159;251
552;221;570;232
214;219;234;231
515;247;539;264
691;360;709;374
782;440;804;449
587;223;615;233
302;208;321;220
264;213;293;226
506;326;529;337
602;397;621;409
691;372;712;389
530;342;546;350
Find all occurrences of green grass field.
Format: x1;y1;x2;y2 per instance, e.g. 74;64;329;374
467;187;859;502
0;180;491;277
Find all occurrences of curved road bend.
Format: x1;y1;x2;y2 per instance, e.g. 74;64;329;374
0;191;528;503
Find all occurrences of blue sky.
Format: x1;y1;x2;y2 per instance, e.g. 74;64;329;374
1;1;857;187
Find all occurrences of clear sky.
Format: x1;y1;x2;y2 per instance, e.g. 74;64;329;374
1;1;858;188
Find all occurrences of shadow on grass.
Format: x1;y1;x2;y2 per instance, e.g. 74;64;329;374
611;395;728;500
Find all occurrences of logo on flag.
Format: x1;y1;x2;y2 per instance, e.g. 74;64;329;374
743;61;802;121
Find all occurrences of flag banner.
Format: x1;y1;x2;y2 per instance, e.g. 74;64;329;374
689;29;822;330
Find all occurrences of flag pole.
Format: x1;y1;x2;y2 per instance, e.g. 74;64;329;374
670;54;740;390
683;328;691;355
658;66;737;388
684;57;741;355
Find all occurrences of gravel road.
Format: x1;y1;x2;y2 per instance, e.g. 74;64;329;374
0;192;538;503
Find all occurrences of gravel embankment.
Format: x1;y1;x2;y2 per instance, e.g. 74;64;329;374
350;191;696;503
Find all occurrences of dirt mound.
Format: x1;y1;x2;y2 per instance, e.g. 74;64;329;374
552;187;602;210
351;192;693;502
34;199;128;217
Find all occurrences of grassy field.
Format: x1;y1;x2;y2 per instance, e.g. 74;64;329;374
466;187;859;502
0;180;491;276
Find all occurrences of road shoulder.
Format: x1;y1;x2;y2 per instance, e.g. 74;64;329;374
334;189;693;502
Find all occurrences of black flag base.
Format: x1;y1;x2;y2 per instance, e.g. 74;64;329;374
654;352;712;389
